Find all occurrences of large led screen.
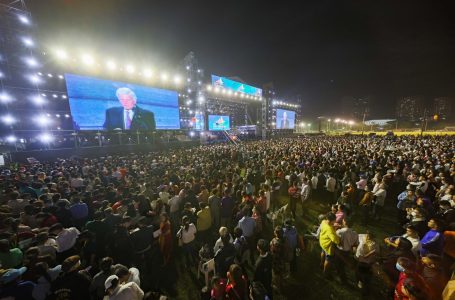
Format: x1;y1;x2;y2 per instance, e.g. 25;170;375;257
211;75;262;97
66;73;180;130
275;109;296;129
208;115;230;131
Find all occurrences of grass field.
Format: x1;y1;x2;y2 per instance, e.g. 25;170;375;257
172;194;400;300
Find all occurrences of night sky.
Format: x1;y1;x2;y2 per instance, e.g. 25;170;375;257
28;0;455;118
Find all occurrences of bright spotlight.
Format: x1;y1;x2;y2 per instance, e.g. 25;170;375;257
28;74;42;84
173;75;181;84
25;57;38;67
38;132;54;143
106;60;116;70
228;90;233;95
143;69;152;78
34;115;51;127
0;71;4;79
186;65;190;70
348;120;355;125
0;92;13;104
58;75;64;79
81;54;94;66
189;131;195;137
198;96;205;103
52;94;58;98
62;95;67;99
160;73;168;81
55;49;68;60
64;114;70;118
6;135;17;143
18;15;30;24
47;74;53;78
214;87;220;93
1;115;16;125
126;64;135;74
207;85;212;91
22;37;34;47
32;95;46;105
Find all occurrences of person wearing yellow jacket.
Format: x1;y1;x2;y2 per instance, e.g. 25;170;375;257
319;212;341;276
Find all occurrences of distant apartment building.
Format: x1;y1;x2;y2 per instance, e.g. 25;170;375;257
396;96;423;121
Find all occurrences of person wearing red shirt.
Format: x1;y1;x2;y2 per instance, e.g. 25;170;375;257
287;182;299;219
225;264;248;300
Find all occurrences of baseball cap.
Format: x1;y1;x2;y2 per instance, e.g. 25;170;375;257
105;274;119;291
0;267;27;284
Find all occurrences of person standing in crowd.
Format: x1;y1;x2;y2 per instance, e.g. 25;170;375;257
197;202;212;244
420;218;445;257
254;239;273;299
50;255;91;299
319;212;340;277
177;216;197;269
225;264;248;300
104;274;144;300
335;218;358;283
287;181;299;219
159;212;172;266
270;226;287;293
326;173;337;204
209;188;221;231
221;189;234;228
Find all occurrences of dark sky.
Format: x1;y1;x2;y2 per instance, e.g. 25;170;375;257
28;0;455;117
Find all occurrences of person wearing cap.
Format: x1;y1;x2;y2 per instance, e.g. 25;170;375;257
0;267;35;299
104;274;144;300
50;255;91;300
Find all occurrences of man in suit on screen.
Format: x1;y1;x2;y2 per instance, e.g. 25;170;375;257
103;87;156;131
280;111;290;129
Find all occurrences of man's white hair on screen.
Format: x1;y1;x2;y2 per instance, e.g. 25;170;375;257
116;87;137;100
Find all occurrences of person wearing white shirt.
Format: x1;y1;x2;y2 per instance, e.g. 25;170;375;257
326;174;337;203
49;223;80;254
177;216;197;268
300;178;310;206
213;227;233;253
373;184;387;220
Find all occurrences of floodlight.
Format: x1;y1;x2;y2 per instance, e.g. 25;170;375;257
22;37;34;47
126;64;135;74
106;60;116;70
173;75;181;84
25;57;38;67
189;131;195;137
28;74;42;84
34;115;51;127
6;136;17;143
18;15;30;24
58;75;64;79
0;92;13;104
55;49;68;60
31;95;45;105
81;54;94;66
38;132;54;143
1;115;16;125
160;73;168;81
143;69;152;78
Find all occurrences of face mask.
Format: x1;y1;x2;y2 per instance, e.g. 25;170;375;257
396;262;405;273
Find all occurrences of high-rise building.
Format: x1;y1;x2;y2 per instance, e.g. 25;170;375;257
396;96;423;121
340;96;371;120
433;97;453;120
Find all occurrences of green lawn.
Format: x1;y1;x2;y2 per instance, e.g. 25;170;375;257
173;194;400;300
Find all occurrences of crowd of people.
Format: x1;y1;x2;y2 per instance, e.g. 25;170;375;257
0;135;453;300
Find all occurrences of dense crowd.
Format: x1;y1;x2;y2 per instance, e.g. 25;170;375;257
0;135;454;300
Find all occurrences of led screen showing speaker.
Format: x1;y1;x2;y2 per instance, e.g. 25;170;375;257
66;73;180;130
275;109;295;129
